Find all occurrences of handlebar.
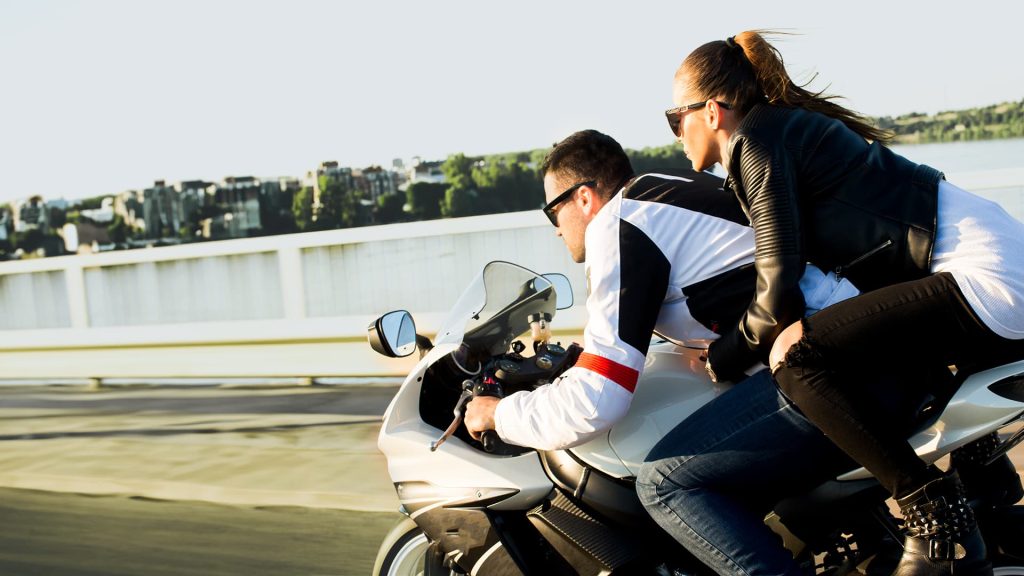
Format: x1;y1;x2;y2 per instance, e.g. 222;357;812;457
429;340;582;454
470;378;506;453
480;430;500;453
429;377;509;453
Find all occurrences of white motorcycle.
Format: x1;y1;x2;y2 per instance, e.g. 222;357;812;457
368;260;1024;576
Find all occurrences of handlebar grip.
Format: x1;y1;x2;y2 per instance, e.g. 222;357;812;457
480;430;500;453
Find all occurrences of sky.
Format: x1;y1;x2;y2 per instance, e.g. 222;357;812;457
1;0;1023;205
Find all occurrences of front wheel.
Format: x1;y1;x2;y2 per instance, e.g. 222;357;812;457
372;517;431;576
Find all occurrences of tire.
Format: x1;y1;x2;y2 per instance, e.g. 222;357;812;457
989;505;1024;575
372;516;431;576
994;560;1024;576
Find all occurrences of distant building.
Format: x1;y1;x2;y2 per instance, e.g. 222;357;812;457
176;180;215;214
12;196;49;233
258;177;302;199
280;177;302;193
47;198;69;212
79;197;115;224
212;176;262;238
354;165;397;202
0;208;10;242
259;177;301;235
408;157;445;185
314;161;354;215
316;161;354;187
175;180;216;238
46;198;70;230
114;190;145;232
62;221;113;254
142;180;183;239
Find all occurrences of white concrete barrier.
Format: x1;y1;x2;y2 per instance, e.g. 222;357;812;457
2;169;1022;382
0;211;587;380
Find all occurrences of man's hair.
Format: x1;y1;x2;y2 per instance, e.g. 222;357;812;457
540;130;634;200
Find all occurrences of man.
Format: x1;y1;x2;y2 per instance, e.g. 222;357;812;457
464;129;854;450
462;129;866;576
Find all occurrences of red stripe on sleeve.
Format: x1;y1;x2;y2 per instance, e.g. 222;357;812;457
574;352;639;393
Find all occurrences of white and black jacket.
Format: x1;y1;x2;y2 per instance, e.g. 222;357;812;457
494;172;857;450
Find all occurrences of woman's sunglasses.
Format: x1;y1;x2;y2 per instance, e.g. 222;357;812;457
665;100;732;136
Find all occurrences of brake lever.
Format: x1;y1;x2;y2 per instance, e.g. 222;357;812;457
430;380;475;452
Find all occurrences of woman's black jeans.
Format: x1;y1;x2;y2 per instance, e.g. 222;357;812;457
773;272;1024;498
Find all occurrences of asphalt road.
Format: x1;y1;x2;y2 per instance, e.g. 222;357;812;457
0;383;397;416
0;384;404;574
0;488;402;576
0;382;1020;575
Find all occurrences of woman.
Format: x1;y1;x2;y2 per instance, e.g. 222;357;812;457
647;31;1024;576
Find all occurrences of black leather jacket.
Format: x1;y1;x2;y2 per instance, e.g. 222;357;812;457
707;104;944;380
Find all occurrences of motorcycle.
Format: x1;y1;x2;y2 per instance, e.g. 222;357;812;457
368;260;1024;576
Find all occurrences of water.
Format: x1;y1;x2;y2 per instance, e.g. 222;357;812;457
708;138;1024;219
892;137;1024;173
892;138;1024;221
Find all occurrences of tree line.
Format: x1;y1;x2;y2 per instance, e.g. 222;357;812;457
394;145;694;223
5;97;1023;259
874;99;1024;144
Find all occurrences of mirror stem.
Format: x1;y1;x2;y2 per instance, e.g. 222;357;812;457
416;334;434;358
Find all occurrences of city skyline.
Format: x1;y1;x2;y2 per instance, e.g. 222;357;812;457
5;160;414;206
3;0;1024;204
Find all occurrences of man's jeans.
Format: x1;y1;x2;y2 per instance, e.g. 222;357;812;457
636;370;855;576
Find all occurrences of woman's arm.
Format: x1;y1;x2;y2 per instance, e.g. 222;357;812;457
707;137;807;381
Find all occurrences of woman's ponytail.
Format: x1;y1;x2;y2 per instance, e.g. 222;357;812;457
681;30;891;143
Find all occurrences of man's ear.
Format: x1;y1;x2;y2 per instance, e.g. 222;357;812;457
576;184;592;211
578;184;602;219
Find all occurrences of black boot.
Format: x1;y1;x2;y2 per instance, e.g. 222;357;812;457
951;432;1024;509
952;432;1024;560
893;471;993;576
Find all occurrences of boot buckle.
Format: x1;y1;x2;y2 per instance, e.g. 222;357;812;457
928;539;966;561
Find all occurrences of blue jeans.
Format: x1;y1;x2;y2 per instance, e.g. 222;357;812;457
636;370;855;576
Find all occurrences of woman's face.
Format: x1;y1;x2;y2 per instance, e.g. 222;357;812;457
671;73;720;172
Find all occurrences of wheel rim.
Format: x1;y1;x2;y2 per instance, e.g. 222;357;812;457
994;566;1024;576
386;532;430;576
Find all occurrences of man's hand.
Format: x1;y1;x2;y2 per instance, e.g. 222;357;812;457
464;396;500;441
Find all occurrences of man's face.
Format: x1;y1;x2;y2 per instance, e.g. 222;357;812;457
543;172;587;263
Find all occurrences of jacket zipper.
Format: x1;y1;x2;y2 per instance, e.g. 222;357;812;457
834;239;893;280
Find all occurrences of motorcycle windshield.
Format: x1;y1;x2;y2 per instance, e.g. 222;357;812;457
433;261;557;356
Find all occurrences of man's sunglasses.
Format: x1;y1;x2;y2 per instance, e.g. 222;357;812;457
543;180;595;227
665;100;732;136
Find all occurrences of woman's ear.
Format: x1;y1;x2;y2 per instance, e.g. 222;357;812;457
706;100;723;129
708;100;739;133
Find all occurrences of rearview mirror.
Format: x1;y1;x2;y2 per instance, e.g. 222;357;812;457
368;310;418;358
542;274;573;310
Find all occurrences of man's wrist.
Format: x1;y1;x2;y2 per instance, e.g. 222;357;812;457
492;396;509;442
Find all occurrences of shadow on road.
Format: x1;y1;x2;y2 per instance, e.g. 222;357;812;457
0;418;381;442
0;488;401;576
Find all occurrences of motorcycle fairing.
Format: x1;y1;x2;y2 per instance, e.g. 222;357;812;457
840;359;1024;481
378;343;555;511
